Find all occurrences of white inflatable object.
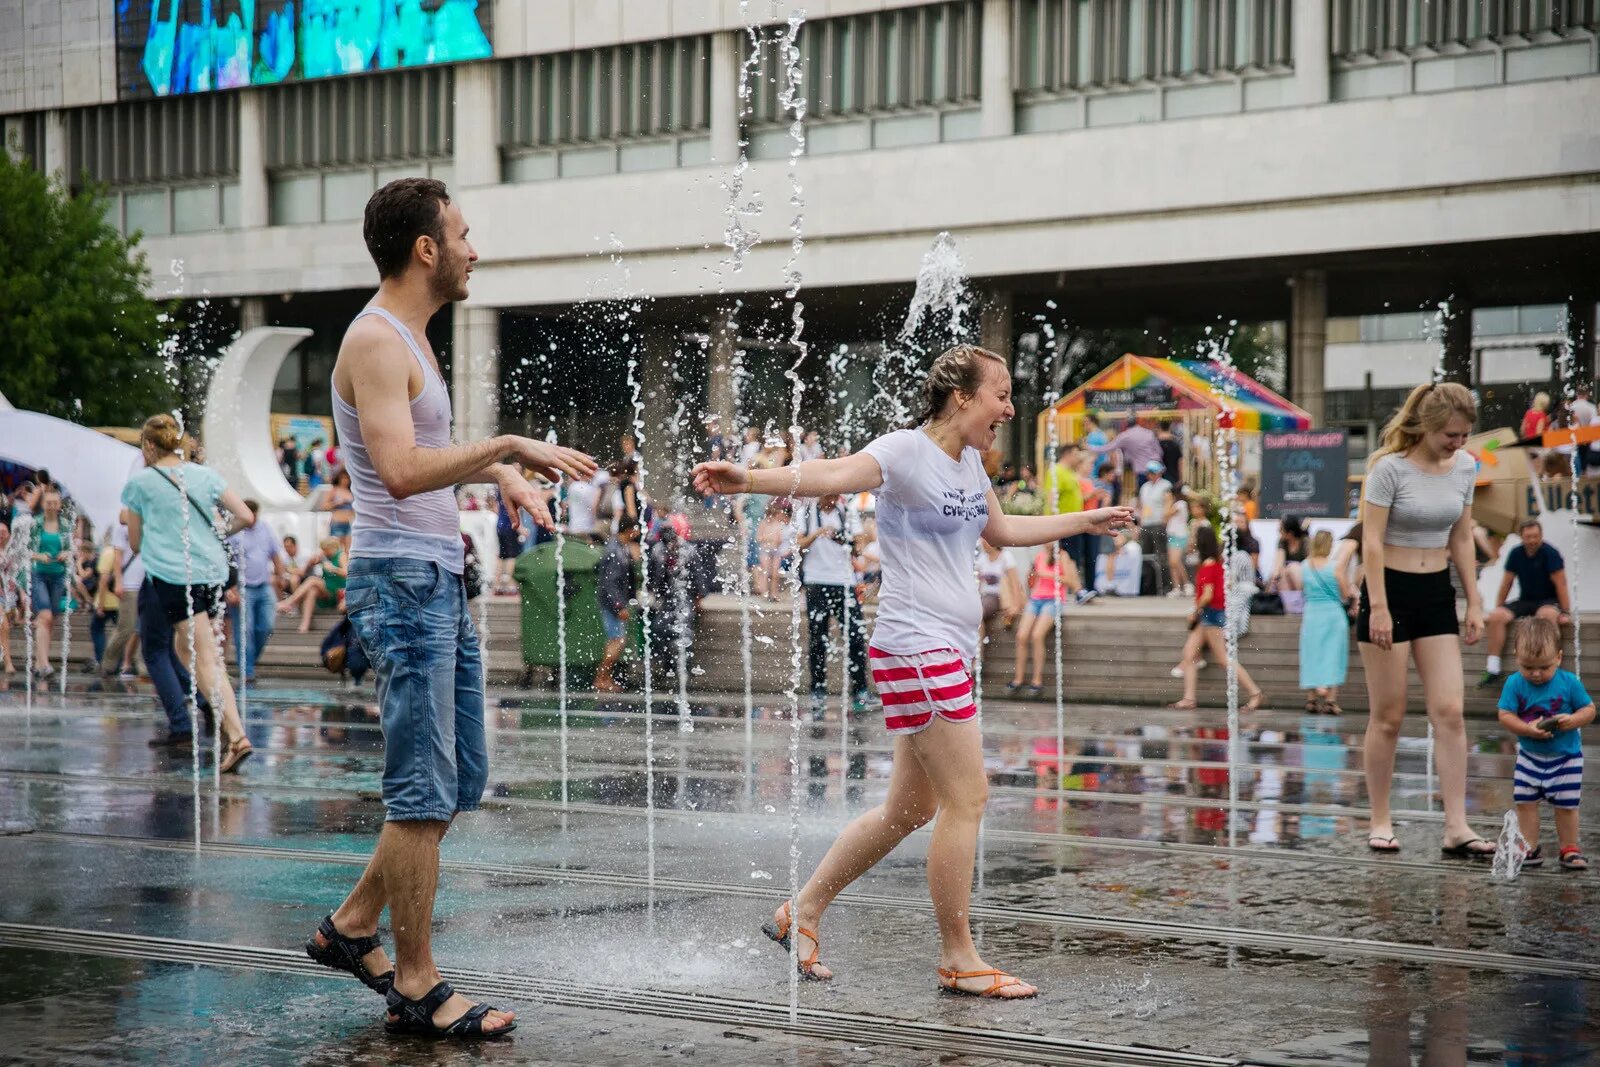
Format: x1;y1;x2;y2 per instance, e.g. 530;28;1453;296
0;407;141;535
201;326;315;511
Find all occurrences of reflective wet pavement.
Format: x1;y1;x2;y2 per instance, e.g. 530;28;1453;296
1;680;1596;1065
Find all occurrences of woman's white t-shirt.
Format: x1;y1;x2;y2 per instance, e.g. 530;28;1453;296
861;428;993;661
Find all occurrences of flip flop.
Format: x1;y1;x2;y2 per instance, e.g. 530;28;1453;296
761;900;830;981
1440;837;1496;859
938;967;1038;999
1367;835;1400;853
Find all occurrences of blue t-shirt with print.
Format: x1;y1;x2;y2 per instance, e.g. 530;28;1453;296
1498;669;1590;758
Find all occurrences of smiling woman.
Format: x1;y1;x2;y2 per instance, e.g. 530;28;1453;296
691;343;1135;1001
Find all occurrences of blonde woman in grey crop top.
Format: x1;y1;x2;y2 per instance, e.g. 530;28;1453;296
1358;381;1495;860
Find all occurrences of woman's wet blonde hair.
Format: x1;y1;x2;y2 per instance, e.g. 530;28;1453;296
1367;382;1476;469
912;344;1008;427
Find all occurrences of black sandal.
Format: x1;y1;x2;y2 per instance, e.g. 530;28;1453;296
305;914;395;995
384;980;516;1039
1440;837;1496;859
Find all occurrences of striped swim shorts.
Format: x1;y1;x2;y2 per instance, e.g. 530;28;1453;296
869;646;977;735
1513;749;1583;809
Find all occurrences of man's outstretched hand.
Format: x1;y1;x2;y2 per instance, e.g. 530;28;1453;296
508;437;598;484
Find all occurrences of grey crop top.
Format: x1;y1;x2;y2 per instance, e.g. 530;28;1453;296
1363;450;1476;549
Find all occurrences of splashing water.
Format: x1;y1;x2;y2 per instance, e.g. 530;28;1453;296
1490;810;1530;881
900;232;971;344
626;350;658;893
773;10;809;1023
548;425;571;809
1206;328;1245;848
1555;307;1583;678
57;500;78;696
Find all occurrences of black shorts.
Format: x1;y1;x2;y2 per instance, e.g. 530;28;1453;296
1357;568;1457;645
148;576;227;626
497;528;521;560
1503;598;1559;618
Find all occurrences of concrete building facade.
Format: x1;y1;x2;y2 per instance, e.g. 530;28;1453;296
4;0;1598;474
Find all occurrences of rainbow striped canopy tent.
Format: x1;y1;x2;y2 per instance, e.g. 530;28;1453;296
1046;354;1311;433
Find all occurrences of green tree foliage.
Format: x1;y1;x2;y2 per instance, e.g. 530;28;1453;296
0;150;174;425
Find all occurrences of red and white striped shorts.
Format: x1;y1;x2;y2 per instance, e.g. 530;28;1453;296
869;646;978;735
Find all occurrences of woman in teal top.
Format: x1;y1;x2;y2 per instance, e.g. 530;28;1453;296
122;414;257;774
28;488;70;678
1298;530;1350;714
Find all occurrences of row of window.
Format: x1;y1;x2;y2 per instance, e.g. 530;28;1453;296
28;0;1597;224
1015;0;1293;91
744;2;984;123
1333;0;1599;58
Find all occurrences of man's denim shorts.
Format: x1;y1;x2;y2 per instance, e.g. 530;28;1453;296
344;557;485;822
600;604;626;641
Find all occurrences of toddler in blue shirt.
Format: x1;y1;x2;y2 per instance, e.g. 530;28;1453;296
1497;617;1593;870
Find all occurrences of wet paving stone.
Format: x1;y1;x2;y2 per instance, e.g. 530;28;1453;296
0;688;1596;1065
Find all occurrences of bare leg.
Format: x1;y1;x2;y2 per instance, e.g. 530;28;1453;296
594;637;624;690
174;616;245;744
1553;806;1580;854
299;587;318;633
1484;608;1512;661
1411;635;1483;849
0;613;12;671
1203;628;1260;702
1359;639;1412;839
1168;548;1188;590
790;734;939;978
1515;802;1540;851
908;717;1037;997
335;821;514;1032
33;608;53;668
1010;614;1034;686
1029;617;1052;686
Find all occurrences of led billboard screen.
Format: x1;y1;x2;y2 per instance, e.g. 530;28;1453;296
115;0;492;99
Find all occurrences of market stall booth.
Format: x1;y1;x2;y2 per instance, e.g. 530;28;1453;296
1036;354;1311;500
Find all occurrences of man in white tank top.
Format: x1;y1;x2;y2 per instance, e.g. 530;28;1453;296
304;178;596;1039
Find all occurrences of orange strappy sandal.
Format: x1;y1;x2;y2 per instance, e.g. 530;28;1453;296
938;966;1038;999
761;901;830;981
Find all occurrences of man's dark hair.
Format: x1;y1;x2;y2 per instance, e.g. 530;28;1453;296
617;518;641;538
364;177;451;280
1519;518;1543;533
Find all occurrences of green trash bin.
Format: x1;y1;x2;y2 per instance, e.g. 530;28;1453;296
513;539;606;671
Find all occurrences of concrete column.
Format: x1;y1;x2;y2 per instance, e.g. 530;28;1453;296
41;110;67;178
1289;269;1328;426
451;307;500;444
237;90;269;228
979;286;1014;364
1570;295;1600;382
979;0;1015;138
238;296;267;332
979;286;1016;457
1440;294;1474;386
707;305;738;433
452;61;499;188
1293;0;1332;105
639;328;680;509
710;31;742;165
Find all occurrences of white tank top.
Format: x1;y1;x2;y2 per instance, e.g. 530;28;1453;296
331;307;463;573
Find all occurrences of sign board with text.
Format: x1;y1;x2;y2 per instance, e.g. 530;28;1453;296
1260;429;1349;518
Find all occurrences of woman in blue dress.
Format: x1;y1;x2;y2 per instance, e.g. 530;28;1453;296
1298;530;1350;714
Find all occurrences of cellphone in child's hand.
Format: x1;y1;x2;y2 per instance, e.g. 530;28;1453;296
1533;716;1563;734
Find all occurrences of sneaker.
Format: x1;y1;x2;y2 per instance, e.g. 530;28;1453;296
118;669;136;680
1077;589;1100;605
1169;664;1185;679
1475;671;1503;690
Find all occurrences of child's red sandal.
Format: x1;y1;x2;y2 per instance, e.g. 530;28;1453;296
1558;847;1588;871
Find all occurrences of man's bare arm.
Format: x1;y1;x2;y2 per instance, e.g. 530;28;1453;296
343;328;595;499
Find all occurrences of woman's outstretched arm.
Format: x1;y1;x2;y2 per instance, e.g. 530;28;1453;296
692;453;883;500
